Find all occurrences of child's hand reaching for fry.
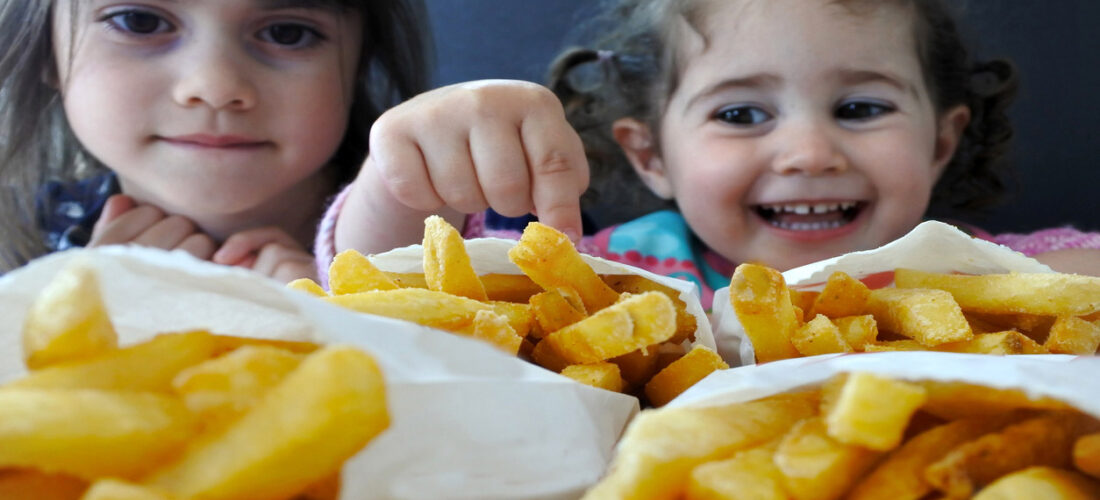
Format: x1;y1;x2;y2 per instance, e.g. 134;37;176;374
335;80;589;254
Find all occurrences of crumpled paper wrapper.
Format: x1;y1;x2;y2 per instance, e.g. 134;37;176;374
669;352;1100;420
711;221;1055;367
0;241;711;500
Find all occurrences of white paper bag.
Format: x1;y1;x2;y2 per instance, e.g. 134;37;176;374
0;245;676;500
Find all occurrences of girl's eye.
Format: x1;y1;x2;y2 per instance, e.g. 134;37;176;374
258;23;325;48
714;106;771;126
105;11;171;35
836;101;893;120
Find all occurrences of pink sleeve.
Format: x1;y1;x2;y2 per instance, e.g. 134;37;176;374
312;184;351;289
988;226;1100;256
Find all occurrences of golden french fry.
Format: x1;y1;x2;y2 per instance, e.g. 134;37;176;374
582;392;818;500
486;300;534;338
848;416;1015;500
824;372;926;451
862;340;927;352
686;441;785;500
530;289;588;338
972;466;1100;500
610;345;660;390
729;263;800;363
6;331;219;392
894;268;1100;316
533;292;675;366
287;278;328;297
933;330;1038;355
924;412;1085;498
508;222;620;313
328;249;398;295
1074;433;1100;479
171;344;304;425
147;345;388;500
773;416;881;500
383;272;547;303
865;287;972;346
791;314;853;356
811;271;871;318
423;215;488;300
644;345;728;408
833;315;878;351
82;479;171;500
326;287;487;331
601;274;697;344
0;389;197;480
457;310;523;355
22;262;118;370
1044;316;1100;355
919;381;1076;420
561;362;625;392
0;469;87;500
790;289;819;318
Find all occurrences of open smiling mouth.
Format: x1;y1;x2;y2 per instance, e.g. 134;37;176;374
753;202;867;231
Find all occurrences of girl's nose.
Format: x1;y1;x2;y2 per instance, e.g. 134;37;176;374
171;45;258;111
770;121;848;176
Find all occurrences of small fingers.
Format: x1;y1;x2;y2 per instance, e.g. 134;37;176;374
469;122;533;217
421;133;489;214
369;112;445;211
250;244;318;284
92;195;137;235
214;226;302;266
175;233;218;261
132;215;202;250
87;204;167;247
520;100;589;241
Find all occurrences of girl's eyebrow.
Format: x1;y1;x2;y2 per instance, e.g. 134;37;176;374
686;73;781;109
257;0;337;11
835;69;920;98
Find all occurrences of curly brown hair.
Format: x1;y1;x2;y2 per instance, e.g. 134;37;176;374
548;0;1017;224
0;0;431;271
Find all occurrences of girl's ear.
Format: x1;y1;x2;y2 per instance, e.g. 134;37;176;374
611;118;674;199
931;104;971;177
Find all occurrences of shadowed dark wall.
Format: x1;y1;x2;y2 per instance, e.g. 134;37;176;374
424;0;1100;234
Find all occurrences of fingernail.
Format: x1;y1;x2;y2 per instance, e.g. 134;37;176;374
562;228;581;244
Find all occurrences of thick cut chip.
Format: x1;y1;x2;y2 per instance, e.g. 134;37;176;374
972;466;1100;500
457;310;523;355
561;362;625;392
893;268;1100;316
729;264;801;363
147;345;388;500
919;381;1075;420
530;290;588;338
833;315;878;351
924;412;1085;497
171;344;304;425
791;314;852;356
327;249;398;295
601;275;697;344
22;262;118;369
865;287;972;346
82;479;172;500
533;292;676;365
811;271;871;318
825;372;927;451
423;215;488;300
849;416;1014;500
686;441;785;500
383;272;546;303
508;222;620;313
582;392;818;500
0;469;87;500
773;417;881;500
611;345;660;390
862;340;927;352
7;331;219;392
644;345;728;407
287;278;328;297
1043;316;1100;355
934;330;1045;355
326;288;488;331
1074;433;1100;479
0;389;196;480
486;300;534;338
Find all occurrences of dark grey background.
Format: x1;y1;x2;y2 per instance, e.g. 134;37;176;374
423;0;1099;234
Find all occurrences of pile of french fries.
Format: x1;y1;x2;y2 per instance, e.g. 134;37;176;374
293;216;725;407
731;263;1100;363
0;263;389;500
582;370;1100;499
